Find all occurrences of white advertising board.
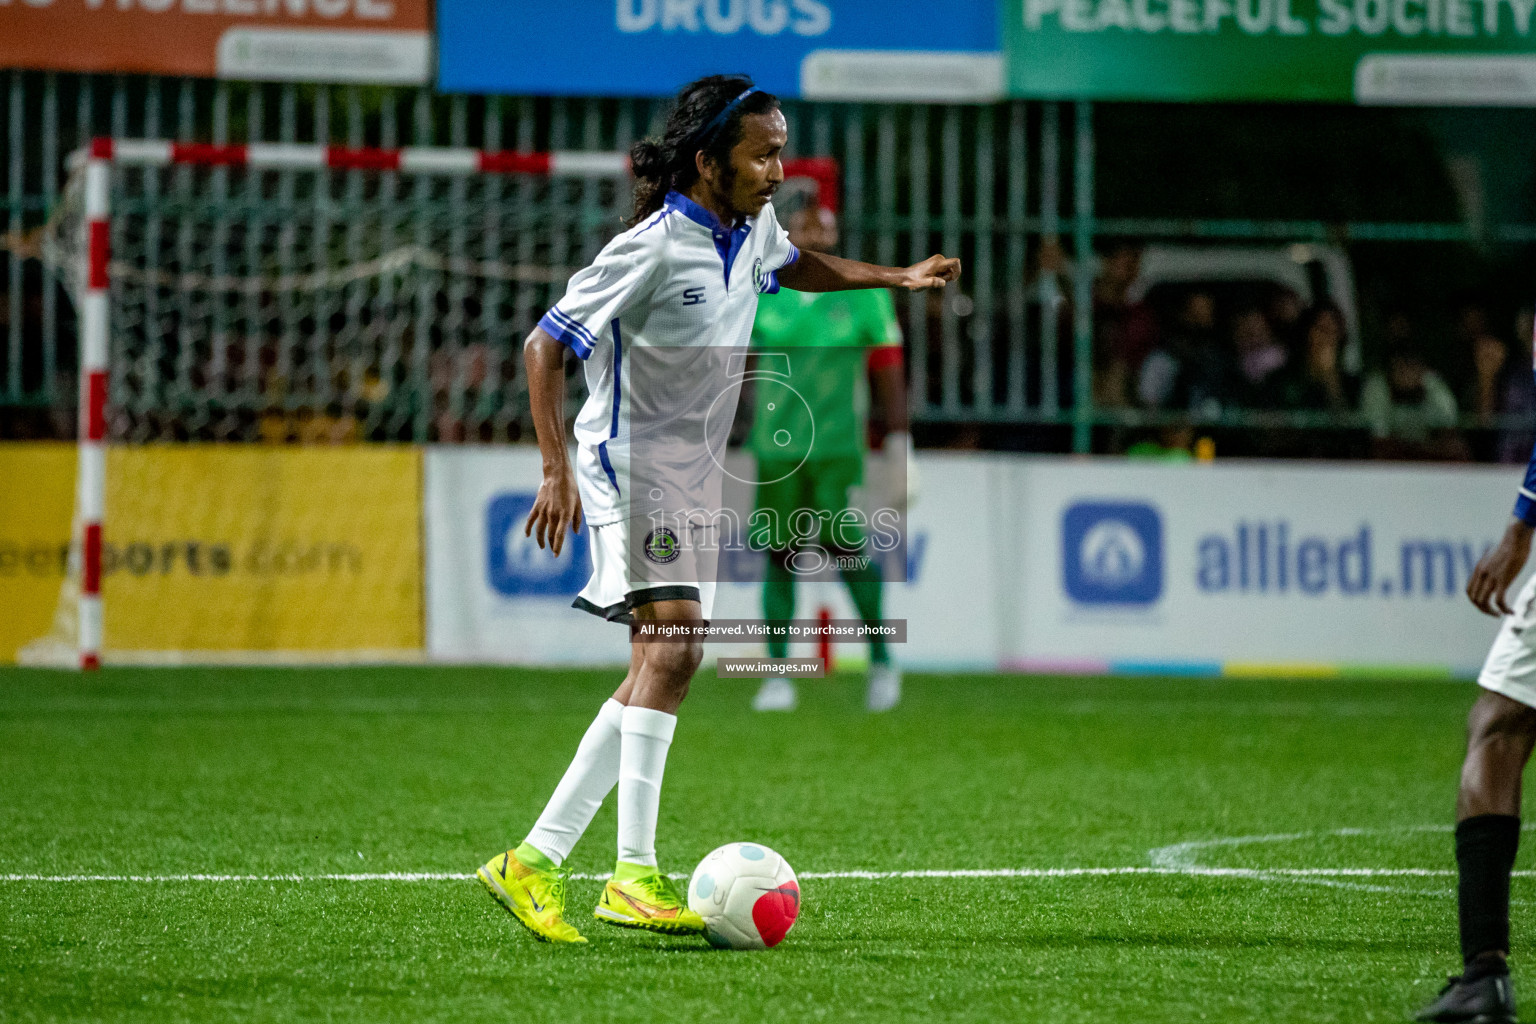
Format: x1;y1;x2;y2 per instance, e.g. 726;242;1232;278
1007;458;1522;676
426;447;1522;676
425;446;628;665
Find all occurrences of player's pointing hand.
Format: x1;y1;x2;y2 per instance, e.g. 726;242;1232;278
898;254;962;292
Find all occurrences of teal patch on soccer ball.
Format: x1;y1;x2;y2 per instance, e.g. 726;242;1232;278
739;844;765;860
695;873;715;898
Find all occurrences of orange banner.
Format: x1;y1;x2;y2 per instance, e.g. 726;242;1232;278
0;0;431;82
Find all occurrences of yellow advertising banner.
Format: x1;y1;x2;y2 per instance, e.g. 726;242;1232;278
0;443;422;662
0;444;78;664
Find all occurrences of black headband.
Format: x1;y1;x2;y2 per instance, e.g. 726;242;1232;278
693;86;758;151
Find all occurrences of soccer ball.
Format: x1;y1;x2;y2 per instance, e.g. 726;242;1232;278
687;842;800;949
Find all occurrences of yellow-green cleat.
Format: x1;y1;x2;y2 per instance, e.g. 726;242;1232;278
593;863;707;936
476;848;588;944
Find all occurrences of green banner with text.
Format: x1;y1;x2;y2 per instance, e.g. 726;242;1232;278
1006;0;1536;102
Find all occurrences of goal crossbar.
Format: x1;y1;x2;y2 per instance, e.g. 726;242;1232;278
68;139;840;207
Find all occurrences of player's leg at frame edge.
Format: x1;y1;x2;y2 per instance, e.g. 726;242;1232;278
1418;520;1536;1024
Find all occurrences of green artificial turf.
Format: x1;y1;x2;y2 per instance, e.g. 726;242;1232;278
0;667;1509;1022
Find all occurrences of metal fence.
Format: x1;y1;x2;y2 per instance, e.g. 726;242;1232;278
0;73;1102;445
3;70;1535;453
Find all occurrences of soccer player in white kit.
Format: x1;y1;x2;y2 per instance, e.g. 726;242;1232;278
475;74;960;944
1418;325;1536;1023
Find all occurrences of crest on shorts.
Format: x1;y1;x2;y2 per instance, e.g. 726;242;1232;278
644;527;681;564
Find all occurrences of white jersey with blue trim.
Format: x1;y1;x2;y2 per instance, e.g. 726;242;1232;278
538;190;799;527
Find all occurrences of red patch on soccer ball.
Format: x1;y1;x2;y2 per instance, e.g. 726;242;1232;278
751;881;800;948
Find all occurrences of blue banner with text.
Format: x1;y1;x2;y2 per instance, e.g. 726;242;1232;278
437;0;1002;100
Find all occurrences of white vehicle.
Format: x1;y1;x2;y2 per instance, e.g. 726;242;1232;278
1127;243;1363;373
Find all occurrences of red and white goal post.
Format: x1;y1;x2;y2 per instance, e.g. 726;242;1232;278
46;138;839;670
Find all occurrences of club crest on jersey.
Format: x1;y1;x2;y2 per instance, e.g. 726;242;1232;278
644;527;681;564
752;257;768;293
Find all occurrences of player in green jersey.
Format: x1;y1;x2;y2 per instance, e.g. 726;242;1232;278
746;204;910;713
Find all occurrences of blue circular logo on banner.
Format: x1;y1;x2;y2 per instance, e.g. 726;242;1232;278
1062;501;1163;606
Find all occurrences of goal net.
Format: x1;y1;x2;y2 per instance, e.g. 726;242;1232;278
23;140;839;668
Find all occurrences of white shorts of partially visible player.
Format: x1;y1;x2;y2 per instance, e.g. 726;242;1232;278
572;520;719;626
1478;573;1536;708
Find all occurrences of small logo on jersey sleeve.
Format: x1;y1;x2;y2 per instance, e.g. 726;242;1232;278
682;287;707;306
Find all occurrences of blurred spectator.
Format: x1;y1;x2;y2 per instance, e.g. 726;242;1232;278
1453;297;1496;369
1280;302;1355;414
1138;290;1224;411
1497;307;1536;464
1456;296;1505;413
1227;305;1289;409
1266;302;1359;459
1265;284;1305;354
1462;317;1510;462
1465;330;1509;419
1089;238;1158;409
1360;341;1468;461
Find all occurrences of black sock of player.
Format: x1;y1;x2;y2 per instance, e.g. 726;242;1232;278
1457;814;1520;973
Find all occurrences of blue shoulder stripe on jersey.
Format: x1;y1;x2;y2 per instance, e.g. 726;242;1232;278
633;208;672;237
1516;368;1536;526
763;245;798;293
1516;476;1536;526
547;305;597;348
543;306;594;345
539;307;595;359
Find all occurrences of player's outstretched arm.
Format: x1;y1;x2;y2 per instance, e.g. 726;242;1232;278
776;250;960;294
523;327;583;556
1468;518;1533;616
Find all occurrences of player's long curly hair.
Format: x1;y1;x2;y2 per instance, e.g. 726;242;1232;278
628;75;780;227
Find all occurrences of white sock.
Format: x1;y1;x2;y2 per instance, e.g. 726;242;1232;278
523;698;626;866
616;705;677;868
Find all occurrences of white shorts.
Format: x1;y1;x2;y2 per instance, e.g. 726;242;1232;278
573;521;717;625
1478;573;1536;709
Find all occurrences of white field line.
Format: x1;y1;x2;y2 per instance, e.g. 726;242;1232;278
1147;827;1475;899
0;866;1508;883
6;827;1499;888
